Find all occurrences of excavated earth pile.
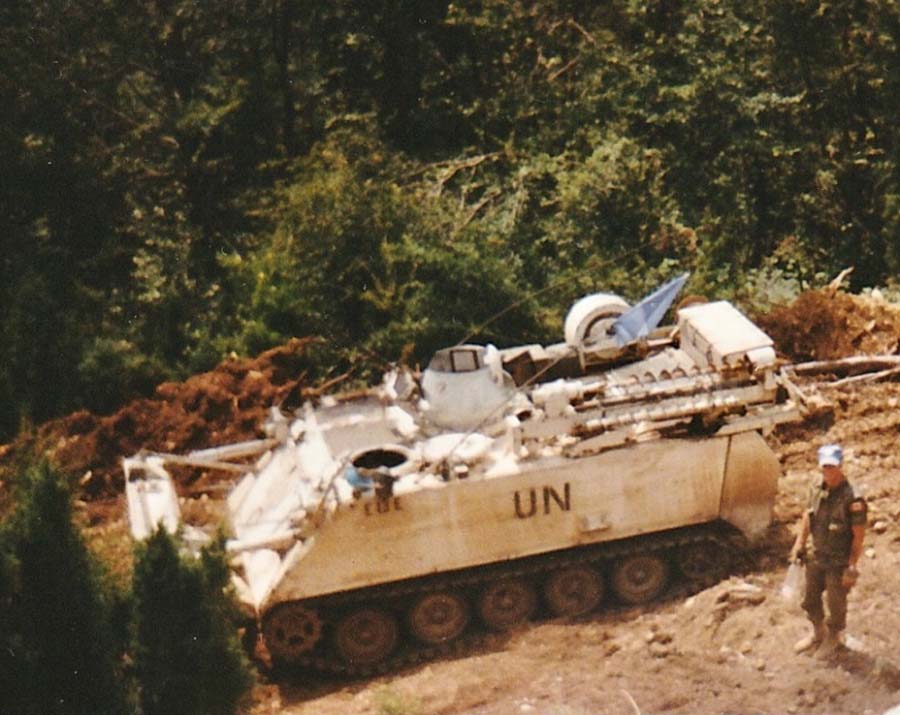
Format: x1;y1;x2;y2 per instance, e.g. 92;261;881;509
0;337;316;501
757;288;900;361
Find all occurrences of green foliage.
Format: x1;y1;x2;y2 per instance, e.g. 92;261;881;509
77;338;168;416
0;461;131;715
1;0;899;437
0;527;21;715
229;127;544;377
0;463;253;715
132;529;254;715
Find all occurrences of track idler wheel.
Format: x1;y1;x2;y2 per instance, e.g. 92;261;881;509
543;565;604;617
333;606;399;667
262;602;323;663
407;591;470;645
477;577;537;631
611;553;670;605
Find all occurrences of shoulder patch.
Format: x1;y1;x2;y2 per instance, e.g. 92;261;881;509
848;497;868;526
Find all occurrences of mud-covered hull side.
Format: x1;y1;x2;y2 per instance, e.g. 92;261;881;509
262;432;776;610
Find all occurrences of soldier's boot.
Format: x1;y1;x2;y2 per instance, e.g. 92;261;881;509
793;621;826;654
816;628;844;658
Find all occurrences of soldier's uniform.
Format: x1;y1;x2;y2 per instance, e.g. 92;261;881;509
801;479;867;632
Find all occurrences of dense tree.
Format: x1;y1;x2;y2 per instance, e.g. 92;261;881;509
230;125;545;376
0;461;130;715
0;528;21;714
132;528;253;715
1;0;898;439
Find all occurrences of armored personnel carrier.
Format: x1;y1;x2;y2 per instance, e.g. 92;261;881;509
124;277;802;674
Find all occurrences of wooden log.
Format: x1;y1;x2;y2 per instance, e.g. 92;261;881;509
827;365;900;388
789;355;900;377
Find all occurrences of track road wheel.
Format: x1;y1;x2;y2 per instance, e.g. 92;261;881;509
333;606;399;667
543;565;604;617
611;553;670;605
262;602;323;663
407;591;470;645
477;578;537;631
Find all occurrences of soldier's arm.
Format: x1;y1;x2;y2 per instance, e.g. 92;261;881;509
848;497;867;568
845;498;867;582
849;524;865;568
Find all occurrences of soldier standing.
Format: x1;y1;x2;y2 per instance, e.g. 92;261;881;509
790;444;867;656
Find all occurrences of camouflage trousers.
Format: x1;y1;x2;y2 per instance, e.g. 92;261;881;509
802;562;849;631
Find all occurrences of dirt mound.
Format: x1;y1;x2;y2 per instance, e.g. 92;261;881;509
0;338;318;497
756;288;900;362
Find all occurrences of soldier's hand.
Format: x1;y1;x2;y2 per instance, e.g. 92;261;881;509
789;546;805;564
842;566;859;589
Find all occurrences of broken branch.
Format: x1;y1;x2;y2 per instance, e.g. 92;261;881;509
548;57;579;81
790;355;900;378
826;365;900;388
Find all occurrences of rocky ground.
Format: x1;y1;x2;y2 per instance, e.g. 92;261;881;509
3;287;900;715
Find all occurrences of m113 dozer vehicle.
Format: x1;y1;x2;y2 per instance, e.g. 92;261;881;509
124;275;804;674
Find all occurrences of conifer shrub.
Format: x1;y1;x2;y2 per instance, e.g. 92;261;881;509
0;461;130;715
133;528;254;715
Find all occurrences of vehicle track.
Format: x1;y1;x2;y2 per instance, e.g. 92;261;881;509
263;522;742;677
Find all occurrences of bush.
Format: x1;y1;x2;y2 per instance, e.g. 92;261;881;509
132;528;254;715
0;461;130;715
77;337;169;415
